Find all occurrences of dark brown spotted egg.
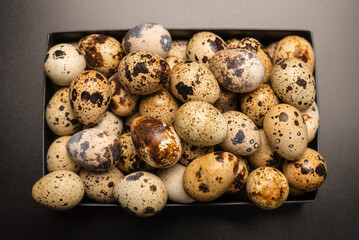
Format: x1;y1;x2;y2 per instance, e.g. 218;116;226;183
66;128;121;172
78;34;125;77
131;116;182;168
170;61;220;104
282;148;327;192
213;87;238;113
219;111;261;156
70;70;111;125
118;51;170;95
210;48;265;93
167;40;188;60
301;101;319;143
263;104;308;161
179;140;215;166
46;87;81;136
271;58;316;111
186;31;227;68
123;23;172;58
226;156;249;193
246;167;289;210
113;171;167;217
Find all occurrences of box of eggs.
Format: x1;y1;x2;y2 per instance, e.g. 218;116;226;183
37;24;326;216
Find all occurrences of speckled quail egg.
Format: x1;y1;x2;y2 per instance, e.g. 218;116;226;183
139;88;179;124
186;31;227;68
87;111;123;137
282;148;327;192
78;34;125;76
131;116;182;168
179;141;215;166
173;101;228;147
212;87;238;113
167;40;188;60
47;136;81;173
32;170;85;210
118;51;170;95
66;128;121;172
247;129;283;169
123;112;142;133
44;43;86;86
240;84;280;127
117;133;154;173
165;56;184;70
210;48;265;93
271;58;316;110
219;111;261;156
113;171;167;217
266;41;278;61
301;101;319;143
46;87;82;136
157;163;196;203
246;167;289;210
227;156;249;193
273;35;315;73
226;38;240;49
183;151;239;202
123;23;172;58
69;70;112;125
238;37;273;83
79;167;124;203
170;61;220;103
263;104;308;161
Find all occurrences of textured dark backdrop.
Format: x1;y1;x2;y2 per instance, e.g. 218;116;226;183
0;0;358;239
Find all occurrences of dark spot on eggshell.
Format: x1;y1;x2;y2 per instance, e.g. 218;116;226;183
315;163;327;177
67;130;85;145
294;45;308;63
150;185;157;192
82;45;104;67
296;77;307;89
126;172;144;181
81;91;104;107
58;105;65;111
143;206;155;215
280;62;287;69
54;50;66;59
175;82;194;100
199;183;209;193
286;86;293;93
234;68;244;77
96;73;104;80
246;148;252;152
210;37;225;52
246;96;253;102
294;120;299;126
44;53;49;63
81;141;89;151
71;89;78;101
160;35;171;52
132;62;149;77
124;41;132;53
214;152;224;163
279;112;288;122
202;56;208;63
196;168;202;178
232;172;245;190
231;130;245;145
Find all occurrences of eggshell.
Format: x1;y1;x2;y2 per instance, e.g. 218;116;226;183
173;101;228;147
301;101;319;143
219;111;261;156
227;156;249;193
66;128;121;172
266;41;278;61
170;61;220;103
118;51;170;95
46;136;81;173
288;186;306;198
46;87;82;136
263;104;308;161
79;167;124;203
113;171;167;217
32;170;84;210
165;56;184;70
123;112;142;133
183;151;239;202
212;87;238;113
282;148;327;192
167;40;188;60
210;48;265;93
69;70;112;125
89;111;123;137
131;116;182;168
157;163;195;203
226;38;240;49
44;43;86;86
179;141;215;166
271;58;316;110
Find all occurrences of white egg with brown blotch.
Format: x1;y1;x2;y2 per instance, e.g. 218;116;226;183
301;101;319;143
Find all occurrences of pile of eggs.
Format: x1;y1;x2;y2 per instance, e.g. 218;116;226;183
32;23;327;216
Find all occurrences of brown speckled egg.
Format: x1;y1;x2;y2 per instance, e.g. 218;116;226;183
46;87;82;136
186;31;226;68
271;58;316;110
219;111;261;156
117;133;154;173
282;148;327;192
131;116;182;168
66;128;121;172
113;171;167;217
226;38;240;49
179;141;215;166
167;40;188;60
266;41;278;61
32;170;84;210
247;129;283;169
238;37;273;83
86;111;123;136
173;101;228;147
78;34;125;76
183;151;239;202
109;72;140;117
139;88;179;124
118;51;170;95
213;87;238;113
47;136;81;173
246;167;289;210
123;112;142;133
70;70;111;125
273;35;315;73
227;156;249;193
165;56;184;70
79;167;124;203
210;48;265;93
123;23;172;58
263;104;308;161
240;84;279;127
170;61;220;103
301;101;319;143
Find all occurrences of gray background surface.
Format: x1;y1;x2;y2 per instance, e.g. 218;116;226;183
0;0;358;239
